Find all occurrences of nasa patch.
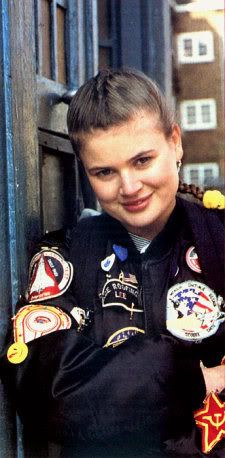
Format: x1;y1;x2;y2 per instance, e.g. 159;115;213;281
166;281;225;341
104;327;145;348
186;246;202;273
26;249;73;302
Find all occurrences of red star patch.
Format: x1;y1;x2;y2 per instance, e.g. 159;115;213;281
194;392;225;453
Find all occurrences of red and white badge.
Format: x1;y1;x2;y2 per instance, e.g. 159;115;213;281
186;246;202;273
26;249;73;302
13;304;71;343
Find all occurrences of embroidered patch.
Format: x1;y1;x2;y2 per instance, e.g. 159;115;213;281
194;392;225;453
100;271;142;314
166;281;225;341
104;327;145;348
12;304;71;343
186;246;202;273
26;249;73;302
101;253;116;272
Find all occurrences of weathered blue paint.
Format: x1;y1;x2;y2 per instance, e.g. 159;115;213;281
0;2;24;458
85;0;98;79
141;0;171;93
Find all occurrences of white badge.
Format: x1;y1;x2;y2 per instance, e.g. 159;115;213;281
101;253;116;272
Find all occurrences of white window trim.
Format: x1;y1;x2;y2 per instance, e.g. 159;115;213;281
183;163;219;187
180;99;217;131
177;31;214;64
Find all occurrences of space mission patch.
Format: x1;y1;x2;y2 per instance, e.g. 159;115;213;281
166;280;225;341
26;249;73;302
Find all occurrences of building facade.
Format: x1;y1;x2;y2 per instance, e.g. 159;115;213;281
172;0;224;188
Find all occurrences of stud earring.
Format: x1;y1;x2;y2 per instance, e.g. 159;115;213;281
177;160;182;173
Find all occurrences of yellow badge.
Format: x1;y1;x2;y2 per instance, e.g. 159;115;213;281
7;342;28;364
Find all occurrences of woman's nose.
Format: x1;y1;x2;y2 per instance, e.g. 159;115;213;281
119;172;143;196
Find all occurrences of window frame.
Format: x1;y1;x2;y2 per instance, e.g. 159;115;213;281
177;31;214;64
183;162;219;187
180;99;217;131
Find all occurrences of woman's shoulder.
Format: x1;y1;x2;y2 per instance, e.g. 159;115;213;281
177;195;224;226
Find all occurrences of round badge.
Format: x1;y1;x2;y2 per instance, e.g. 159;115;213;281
7;342;28;364
166;280;225;341
186;246;202;273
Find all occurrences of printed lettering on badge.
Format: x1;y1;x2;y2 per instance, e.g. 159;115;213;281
186;246;202;273
100;271;142;314
26;249;73;302
104;327;145;348
166;281;225;341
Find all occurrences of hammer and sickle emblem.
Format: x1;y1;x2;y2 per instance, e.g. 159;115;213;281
203;413;225;429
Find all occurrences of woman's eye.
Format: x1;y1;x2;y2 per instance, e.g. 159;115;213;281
136;156;151;166
96;169;113;177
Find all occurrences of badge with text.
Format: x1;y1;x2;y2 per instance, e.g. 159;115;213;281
104;327;145;348
166;281;225;341
186;246;202;273
100;271;142;315
26;249;73;302
194;392;225;453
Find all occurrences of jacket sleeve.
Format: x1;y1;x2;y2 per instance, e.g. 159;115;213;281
0;327;206;446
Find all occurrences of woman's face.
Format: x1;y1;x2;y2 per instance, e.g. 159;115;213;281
80;110;183;239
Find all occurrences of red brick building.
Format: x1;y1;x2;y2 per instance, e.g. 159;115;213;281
172;0;224;189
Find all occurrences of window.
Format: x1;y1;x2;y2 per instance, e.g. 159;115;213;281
183;163;219;187
177;31;214;63
180;99;217;131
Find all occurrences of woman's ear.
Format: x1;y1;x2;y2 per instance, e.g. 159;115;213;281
171;123;183;161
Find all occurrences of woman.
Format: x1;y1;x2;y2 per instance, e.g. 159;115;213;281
1;69;224;457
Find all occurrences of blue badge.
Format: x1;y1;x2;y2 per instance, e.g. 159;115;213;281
113;244;128;261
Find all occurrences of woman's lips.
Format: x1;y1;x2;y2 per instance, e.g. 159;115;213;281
122;195;151;212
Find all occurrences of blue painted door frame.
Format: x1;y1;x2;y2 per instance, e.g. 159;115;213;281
0;1;19;456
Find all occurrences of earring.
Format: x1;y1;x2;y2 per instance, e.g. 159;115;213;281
177;160;182;173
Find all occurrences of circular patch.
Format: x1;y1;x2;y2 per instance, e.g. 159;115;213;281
7;342;28;364
166;281;225;341
186;246;202;273
26;250;73;302
104;327;145;348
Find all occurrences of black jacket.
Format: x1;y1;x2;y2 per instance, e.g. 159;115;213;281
0;197;224;457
